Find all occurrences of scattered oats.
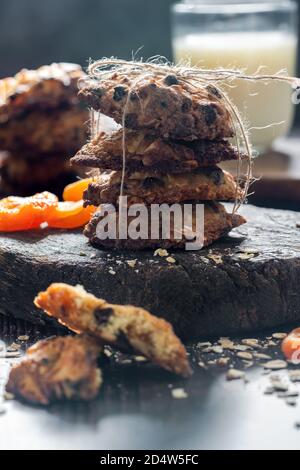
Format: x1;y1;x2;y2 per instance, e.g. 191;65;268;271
126;259;137;268
17;335;29;341
198;361;207;369
172;388;188;399
166;256;176;264
108;269;116;275
40;222;48;229
264;387;274;395
271;381;289;392
7;343;21;352
154;248;169;257
218;338;235;349
267;341;277;347
90;253;96;259
272;333;287;340
197;342;212;348
207;360;217;365
104;348;113;357
4;351;21;358
79;252;87;257
263;360;287;370
237;351;253;361
201;347;213;353
134;356;147;362
237;252;255;260
207;254;223;264
234;344;251;352
211;346;223;354
289;370;300;382
226;369;245;381
241;339;261;349
286;398;297;407
278;391;299;398
254;353;272;360
3;392;14;401
217;357;230;367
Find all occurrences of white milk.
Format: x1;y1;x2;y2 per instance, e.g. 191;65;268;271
173;31;297;149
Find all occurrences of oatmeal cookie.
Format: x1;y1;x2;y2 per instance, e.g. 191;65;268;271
72;129;242;173
80;74;233;140
35;283;192;377
6;335;102;405
0;63;85;123
0;106;89;153
84;167;242;206
83;201;245;250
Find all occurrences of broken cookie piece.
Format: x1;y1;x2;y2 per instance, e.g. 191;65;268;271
83;168;242;207
0;63;84;123
71;129;242;173
0;106;88;154
6;334;102;405
80;73;233;141
34;283;192;377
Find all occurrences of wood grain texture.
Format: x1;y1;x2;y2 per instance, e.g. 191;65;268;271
0;204;299;340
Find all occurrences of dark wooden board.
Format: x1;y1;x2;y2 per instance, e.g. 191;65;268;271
1;316;300;450
0;204;300;339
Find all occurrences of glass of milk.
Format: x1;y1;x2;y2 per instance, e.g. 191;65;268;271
172;0;298;151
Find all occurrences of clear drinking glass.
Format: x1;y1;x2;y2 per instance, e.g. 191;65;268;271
171;0;298;152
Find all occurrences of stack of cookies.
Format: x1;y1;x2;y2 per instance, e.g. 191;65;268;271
72;70;246;249
0;63;89;196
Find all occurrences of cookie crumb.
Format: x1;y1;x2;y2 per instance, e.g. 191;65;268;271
126;259;137;268
17;335;29;341
226;369;245;381
166;256;176;264
263;360;287;370
154;248;169;257
171;388;188;399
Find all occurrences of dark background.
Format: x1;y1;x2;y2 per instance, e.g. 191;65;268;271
0;0;300;124
1;0;299;76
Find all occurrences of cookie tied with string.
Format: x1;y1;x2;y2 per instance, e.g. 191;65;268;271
80;73;234;141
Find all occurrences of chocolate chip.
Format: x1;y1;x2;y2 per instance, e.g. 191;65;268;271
181;98;192;113
142;177;164;190
113;86;127;101
160;101;167;108
94;307;114;325
200;104;218;125
206;85;222;99
164;74;179;86
125;113;138;128
91;87;104;98
129;91;139;101
209;168;224;185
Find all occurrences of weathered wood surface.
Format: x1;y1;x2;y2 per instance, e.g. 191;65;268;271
0;204;299;339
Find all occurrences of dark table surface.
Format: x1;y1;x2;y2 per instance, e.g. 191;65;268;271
1;317;300;450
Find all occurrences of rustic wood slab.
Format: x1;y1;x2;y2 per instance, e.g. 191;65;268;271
0;204;300;340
